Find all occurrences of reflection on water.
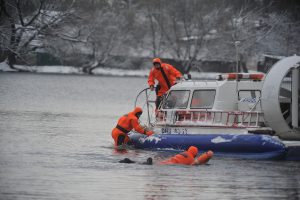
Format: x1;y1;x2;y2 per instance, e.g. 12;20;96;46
0;73;299;200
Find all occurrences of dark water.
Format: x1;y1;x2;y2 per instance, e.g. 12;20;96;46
0;73;299;200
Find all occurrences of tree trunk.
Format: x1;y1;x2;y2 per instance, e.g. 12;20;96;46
7;52;16;69
7;20;18;69
82;59;102;75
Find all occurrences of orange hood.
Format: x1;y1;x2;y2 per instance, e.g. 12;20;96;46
152;58;162;65
188;146;198;157
132;107;143;116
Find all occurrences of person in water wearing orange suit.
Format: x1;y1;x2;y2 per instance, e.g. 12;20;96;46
112;107;154;146
119;146;213;165
148;58;183;108
160;146;214;165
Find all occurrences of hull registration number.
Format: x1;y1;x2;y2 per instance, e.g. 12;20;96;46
161;127;188;135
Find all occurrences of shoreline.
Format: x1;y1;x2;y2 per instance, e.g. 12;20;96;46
0;62;221;80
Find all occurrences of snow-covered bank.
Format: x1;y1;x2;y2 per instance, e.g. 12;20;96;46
0;61;149;76
0;61;16;72
0;61;221;80
0;61;81;74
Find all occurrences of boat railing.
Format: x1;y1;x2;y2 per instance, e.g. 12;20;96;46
134;87;157;126
156;109;264;128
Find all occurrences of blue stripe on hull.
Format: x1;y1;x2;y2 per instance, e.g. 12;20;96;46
129;133;287;159
285;146;300;161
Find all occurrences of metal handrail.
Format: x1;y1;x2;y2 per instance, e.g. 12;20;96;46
134;87;150;108
156;109;264;128
134;87;156;126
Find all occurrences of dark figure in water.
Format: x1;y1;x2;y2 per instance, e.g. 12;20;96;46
119;157;153;165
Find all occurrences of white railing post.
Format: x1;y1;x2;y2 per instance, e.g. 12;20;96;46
292;67;299;128
241;112;244;126
248;113;252;126
256;112;259;127
212;112;215;124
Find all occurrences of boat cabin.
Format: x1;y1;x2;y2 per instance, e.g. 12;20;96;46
156;73;266;129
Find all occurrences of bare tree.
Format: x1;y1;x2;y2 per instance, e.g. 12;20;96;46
261;13;300;56
0;0;77;69
1;0;299;73
215;1;295;71
143;0;221;74
79;1;134;74
142;1;164;58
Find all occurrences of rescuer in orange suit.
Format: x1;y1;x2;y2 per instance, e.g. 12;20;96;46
148;58;183;108
112;107;154;146
160;146;214;165
118;146;213;165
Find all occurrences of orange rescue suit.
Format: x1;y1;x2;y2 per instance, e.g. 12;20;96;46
112;107;152;146
160;146;198;165
148;59;182;97
160;147;213;165
161;151;196;165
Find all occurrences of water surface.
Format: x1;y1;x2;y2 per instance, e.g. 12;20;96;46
0;73;299;200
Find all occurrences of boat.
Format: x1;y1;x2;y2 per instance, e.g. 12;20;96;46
129;56;300;160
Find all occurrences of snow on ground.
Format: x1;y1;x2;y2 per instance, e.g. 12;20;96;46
25;65;82;74
0;61;16;72
0;61;235;80
93;67;149;77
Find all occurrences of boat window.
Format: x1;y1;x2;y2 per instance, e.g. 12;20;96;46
162;90;190;109
190;90;216;109
238;90;261;102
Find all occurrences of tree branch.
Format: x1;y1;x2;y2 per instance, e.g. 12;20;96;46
15;0;25;26
1;0;12;18
24;0;44;27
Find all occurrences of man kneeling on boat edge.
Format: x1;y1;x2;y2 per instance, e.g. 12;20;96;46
112;107;154;147
119;146;214;166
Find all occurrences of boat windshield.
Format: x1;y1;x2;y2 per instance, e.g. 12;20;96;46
190;90;216;109
162;90;190;109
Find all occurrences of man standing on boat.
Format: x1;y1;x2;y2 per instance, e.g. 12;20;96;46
148;58;183;108
112;107;154;147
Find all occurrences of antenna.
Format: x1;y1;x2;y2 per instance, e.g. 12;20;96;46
235;41;241;102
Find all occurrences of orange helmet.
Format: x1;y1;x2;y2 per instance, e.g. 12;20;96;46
187;146;198;157
133;107;143;117
152;58;162;65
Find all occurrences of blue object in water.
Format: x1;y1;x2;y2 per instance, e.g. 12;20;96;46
129;133;287;160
